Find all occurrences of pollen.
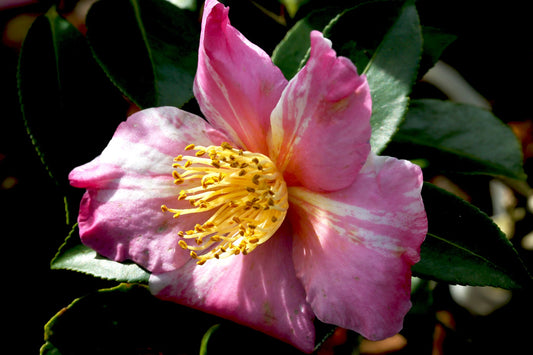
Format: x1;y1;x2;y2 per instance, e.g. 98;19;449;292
161;142;288;265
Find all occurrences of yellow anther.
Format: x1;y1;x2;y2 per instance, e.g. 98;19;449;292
194;224;204;232
161;142;288;265
221;142;233;150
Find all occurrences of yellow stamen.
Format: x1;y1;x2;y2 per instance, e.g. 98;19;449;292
161;142;288;265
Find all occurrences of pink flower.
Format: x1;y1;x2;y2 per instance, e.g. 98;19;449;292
69;0;427;352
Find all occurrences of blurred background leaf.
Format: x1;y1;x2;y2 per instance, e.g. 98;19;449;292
414;183;532;289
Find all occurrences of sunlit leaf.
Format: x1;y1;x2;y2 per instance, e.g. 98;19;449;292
51;225;150;283
324;0;422;153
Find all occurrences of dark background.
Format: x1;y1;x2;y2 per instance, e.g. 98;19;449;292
1;0;532;353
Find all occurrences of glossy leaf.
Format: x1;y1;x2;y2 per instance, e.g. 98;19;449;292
86;0;200;109
388;99;526;180
413;183;532;289
17;6;127;187
363;1;421;153
272;7;340;79
51;225;150;283
323;0;422;154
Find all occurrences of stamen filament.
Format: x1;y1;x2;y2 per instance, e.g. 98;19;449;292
162;142;288;265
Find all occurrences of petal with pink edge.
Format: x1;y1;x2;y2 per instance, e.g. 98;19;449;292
149;224;316;353
194;0;287;154
268;31;372;192
69;107;231;274
288;153;427;340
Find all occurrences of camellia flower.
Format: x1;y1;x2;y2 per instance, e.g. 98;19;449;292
69;0;427;352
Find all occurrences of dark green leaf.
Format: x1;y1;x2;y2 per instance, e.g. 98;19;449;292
324;1;405;74
363;1;421;153
272;7;340;79
51;225;150;283
418;26;457;78
43;284;302;355
17;6;127;187
413;183;532;289
388;99;526;180
86;0;200;109
40;342;62;355
274;1;421;154
324;0;422;154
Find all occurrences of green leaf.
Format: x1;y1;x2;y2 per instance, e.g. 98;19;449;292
323;0;422;154
43;284;301;355
272;7;340;80
363;1;421;153
17;6;127;187
51;225;150;283
418;26;457;78
42;284;196;355
86;0;200;109
413;183;532;289
280;0;310;17
199;324;221;355
388;99;526;180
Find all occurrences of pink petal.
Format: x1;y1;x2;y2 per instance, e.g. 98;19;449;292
268;31;371;192
288;153;427;340
194;0;288;154
149;223;316;353
69;107;231;273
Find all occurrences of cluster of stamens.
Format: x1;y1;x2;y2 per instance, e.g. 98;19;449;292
161;142;288;265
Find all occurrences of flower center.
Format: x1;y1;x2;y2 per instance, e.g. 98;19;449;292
161;142;288;265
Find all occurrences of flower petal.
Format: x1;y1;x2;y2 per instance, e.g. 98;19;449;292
288;153;427;340
268;31;371;192
149;223;316;353
194;0;288;154
69;107;231;273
